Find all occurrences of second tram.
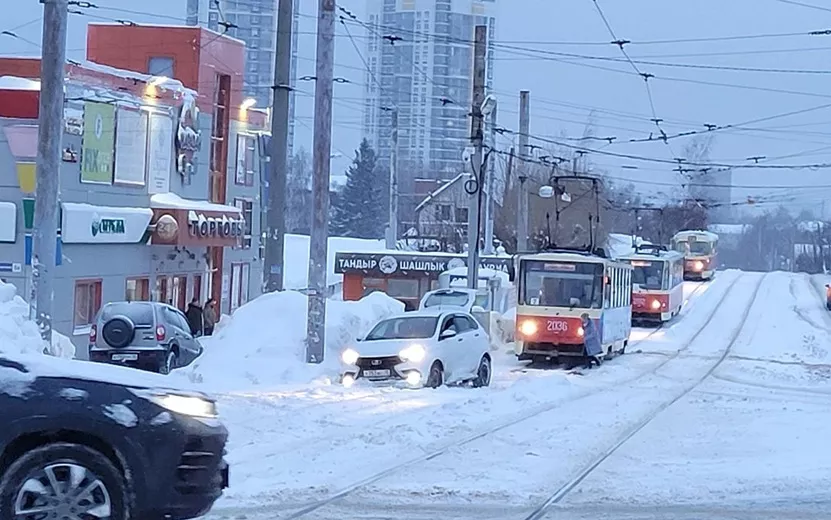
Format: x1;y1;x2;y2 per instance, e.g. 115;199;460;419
514;249;633;365
672;230;718;281
619;244;684;324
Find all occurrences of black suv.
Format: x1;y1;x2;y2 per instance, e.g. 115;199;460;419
0;352;229;519
89;301;203;374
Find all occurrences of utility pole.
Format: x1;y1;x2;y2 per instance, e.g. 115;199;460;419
32;0;68;344
483;100;497;255
305;0;336;364
264;0;294;293
385;107;399;249
466;25;487;290
516;90;530;252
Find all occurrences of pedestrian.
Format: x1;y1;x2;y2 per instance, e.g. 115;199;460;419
185;297;203;336
581;312;602;369
203;298;217;336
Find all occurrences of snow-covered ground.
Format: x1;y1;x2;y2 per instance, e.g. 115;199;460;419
198;270;831;519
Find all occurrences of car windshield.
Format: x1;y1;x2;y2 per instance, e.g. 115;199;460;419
521;260;603;309
99;302;155;327
364;316;439;340
631;260;665;290
423;291;471;308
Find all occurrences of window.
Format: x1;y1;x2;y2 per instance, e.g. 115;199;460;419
234;198;254;249
155;275;187;310
435;204;451;221
148;56;174;77
455;207;468;223
192;274;203;302
74;279;102;329
126;277;151;302
235;134;256;186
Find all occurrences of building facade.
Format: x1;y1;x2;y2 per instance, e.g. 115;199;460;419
363;0;496;178
0;24;266;355
186;0;299;156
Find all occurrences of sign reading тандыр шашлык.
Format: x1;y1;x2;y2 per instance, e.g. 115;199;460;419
81;101;116;184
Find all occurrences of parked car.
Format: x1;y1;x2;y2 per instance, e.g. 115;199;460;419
0;352;228;519
89;301;203;374
340;310;492;388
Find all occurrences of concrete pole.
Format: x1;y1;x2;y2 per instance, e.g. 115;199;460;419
517;90;530;252
483;101;497;255
385;107;399;249
305;0;336;364
466;25;487;290
264;0;294;293
32;0;68;344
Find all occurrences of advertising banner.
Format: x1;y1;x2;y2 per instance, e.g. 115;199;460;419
81;101;116;183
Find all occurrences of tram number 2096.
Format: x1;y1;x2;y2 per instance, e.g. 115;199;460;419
546;320;569;332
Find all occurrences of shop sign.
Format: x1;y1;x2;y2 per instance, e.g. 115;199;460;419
187;210;244;239
61;203;153;244
0;202;16;243
175;93;201;181
334;252;513;277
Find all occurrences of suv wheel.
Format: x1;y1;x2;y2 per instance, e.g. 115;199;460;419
159;350;177;375
0;442;129;520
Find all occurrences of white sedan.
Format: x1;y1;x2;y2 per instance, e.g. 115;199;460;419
340;310;492;388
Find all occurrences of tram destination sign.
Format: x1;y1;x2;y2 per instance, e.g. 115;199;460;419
334;252;513;278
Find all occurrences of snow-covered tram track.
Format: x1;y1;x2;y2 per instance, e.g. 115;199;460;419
272;275;744;520
521;273;767;520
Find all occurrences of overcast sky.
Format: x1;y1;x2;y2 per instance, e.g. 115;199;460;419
6;0;831;217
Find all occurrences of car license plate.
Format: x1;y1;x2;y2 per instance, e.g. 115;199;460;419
111;353;138;362
363;369;390;378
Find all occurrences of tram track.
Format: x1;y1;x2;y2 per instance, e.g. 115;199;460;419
521;272;767;520
274;274;743;520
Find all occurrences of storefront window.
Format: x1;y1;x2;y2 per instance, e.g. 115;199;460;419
361;278;386;297
386;279;421;311
125;277;150;302
74;279;102;329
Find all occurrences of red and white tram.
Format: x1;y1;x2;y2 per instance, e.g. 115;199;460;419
514;250;633;364
672;230;718;281
619;244;684;324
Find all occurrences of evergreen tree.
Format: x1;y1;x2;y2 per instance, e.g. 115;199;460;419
331;139;387;238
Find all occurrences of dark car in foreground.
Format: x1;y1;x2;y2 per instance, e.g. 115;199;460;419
0;352;228;519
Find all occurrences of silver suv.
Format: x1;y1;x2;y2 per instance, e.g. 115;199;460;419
88;301;203;374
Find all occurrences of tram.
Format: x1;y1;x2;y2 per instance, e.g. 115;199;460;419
619;244;684;324
671;230;718;281
514;249;633;366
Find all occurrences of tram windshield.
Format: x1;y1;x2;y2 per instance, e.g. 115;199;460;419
673;240;713;256
630;260;664;290
521;261;603;309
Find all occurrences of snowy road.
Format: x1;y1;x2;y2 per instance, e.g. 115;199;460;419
201;271;831;519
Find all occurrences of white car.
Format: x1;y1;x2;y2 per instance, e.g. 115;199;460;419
340;310;492;388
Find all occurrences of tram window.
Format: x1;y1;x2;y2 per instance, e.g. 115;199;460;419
631;261;664;290
688;241;712;255
521;261;603;308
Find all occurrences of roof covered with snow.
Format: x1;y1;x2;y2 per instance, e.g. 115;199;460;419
672;230;719;241
0;76;40;91
150;193;242;214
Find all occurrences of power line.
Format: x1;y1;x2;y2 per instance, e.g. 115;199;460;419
772;0;831;14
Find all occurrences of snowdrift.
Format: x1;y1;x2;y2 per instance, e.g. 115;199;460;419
0;281;75;359
181;291;405;390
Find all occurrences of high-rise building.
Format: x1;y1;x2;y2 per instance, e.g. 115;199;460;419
363;0;496;178
186;0;300;152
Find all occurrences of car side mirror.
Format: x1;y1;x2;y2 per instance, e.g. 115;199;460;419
471;305;486;313
439;329;457;340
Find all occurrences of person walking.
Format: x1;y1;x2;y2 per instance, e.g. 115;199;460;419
185;297;203;336
203;298;217;336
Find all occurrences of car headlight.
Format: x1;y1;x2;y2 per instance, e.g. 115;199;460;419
400;344;426;362
342;348;360;365
132;390;218;418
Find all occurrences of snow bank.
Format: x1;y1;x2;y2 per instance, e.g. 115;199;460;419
0;76;40;91
0;281;75;359
606;233;649;258
283;234;386;290
181;291;405;390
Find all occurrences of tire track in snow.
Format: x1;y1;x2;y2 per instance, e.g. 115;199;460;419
269;273;743;520
522;272;767;520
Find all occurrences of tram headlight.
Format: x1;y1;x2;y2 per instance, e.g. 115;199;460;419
694;260;705;271
577;326;585;337
519;320;538;337
651;299;662;310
